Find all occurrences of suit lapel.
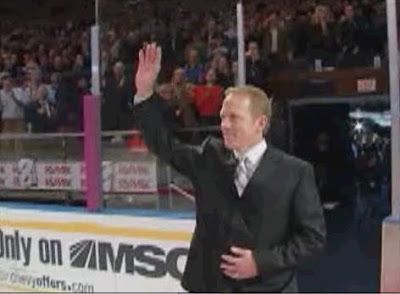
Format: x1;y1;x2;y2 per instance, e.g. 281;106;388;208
241;146;282;199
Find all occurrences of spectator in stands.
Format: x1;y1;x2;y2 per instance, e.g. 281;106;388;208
262;11;291;67
191;68;223;125
155;82;186;129
204;16;218;44
0;72;28;133
339;4;359;53
337;3;370;67
101;50;112;85
38;53;51;79
188;32;208;64
72;54;85;74
7;53;19;78
216;54;234;89
102;61;133;131
183;48;204;84
170;67;197;128
51;55;65;74
54;73;81;132
171;67;190;100
245;41;269;89
1;52;18;78
288;8;311;67
24;82;53;133
46;72;61;106
208;33;230;59
307;5;338;67
75;74;90;132
61;48;72;69
25;68;48;105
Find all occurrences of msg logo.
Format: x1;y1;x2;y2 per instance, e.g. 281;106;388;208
70;240;188;279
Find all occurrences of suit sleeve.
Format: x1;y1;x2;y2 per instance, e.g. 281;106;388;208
252;163;326;276
133;95;205;180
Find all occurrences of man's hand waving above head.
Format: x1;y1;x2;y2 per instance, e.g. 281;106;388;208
135;43;162;99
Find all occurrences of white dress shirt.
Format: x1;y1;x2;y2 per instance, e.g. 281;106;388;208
0;87;29;120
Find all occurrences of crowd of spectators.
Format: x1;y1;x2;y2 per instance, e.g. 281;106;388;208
0;0;388;134
0;19;91;133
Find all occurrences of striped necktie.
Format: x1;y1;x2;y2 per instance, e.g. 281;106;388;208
234;157;252;197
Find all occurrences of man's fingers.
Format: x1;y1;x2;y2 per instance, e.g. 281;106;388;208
140;43;160;70
155;46;162;70
230;246;248;256
221;254;239;265
143;43;152;65
222;268;238;278
147;43;157;65
138;48;144;61
221;262;238;279
220;262;236;272
138;49;144;68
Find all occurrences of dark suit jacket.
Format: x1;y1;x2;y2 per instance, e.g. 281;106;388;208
134;95;326;292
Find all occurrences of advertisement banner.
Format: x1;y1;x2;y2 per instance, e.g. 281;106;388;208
0;207;194;292
36;162;80;190
0;159;157;193
113;162;158;193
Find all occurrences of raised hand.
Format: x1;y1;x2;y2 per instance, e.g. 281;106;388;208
135;43;162;98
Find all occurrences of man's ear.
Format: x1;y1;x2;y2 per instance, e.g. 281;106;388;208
258;115;268;132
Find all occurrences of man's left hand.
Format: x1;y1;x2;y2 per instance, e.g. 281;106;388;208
220;246;259;280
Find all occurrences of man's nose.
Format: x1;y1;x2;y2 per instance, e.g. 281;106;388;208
221;119;229;130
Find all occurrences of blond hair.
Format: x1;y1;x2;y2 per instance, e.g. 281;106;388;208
224;85;273;133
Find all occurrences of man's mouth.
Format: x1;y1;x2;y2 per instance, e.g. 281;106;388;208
223;133;235;140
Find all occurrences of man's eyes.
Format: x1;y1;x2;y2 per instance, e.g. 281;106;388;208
221;114;240;120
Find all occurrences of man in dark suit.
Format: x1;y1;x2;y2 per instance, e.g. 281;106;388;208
133;44;326;292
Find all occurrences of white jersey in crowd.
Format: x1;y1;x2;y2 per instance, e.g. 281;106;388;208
0;87;29;120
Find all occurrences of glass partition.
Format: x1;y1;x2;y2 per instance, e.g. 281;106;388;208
96;0;240;211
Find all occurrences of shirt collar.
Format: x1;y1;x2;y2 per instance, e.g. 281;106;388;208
234;139;267;166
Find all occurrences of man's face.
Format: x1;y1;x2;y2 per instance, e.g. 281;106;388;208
77;77;88;90
50;73;60;85
344;5;354;19
248;42;259;60
113;65;124;79
220;93;266;152
205;69;216;84
2;77;12;90
75;54;84;66
54;56;63;68
157;84;174;100
172;68;185;84
269;13;279;28
188;50;198;64
31;69;42;82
